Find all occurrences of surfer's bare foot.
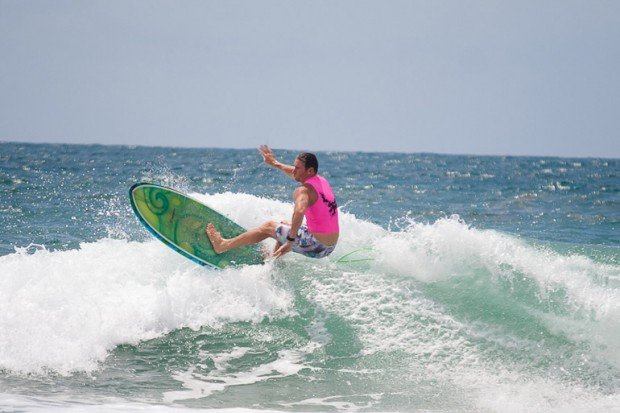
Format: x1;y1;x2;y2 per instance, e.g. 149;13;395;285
206;223;228;254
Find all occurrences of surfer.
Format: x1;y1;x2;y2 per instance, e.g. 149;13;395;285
206;145;339;259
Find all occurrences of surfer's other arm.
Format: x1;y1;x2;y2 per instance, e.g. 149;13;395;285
274;186;309;258
259;145;294;180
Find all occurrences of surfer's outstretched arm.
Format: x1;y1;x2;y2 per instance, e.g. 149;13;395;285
259;145;294;180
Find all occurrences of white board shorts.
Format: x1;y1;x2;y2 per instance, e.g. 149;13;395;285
275;224;336;259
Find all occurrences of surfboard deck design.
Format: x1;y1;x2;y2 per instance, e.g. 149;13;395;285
129;183;263;269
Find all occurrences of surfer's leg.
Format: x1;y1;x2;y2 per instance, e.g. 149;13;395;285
206;221;277;254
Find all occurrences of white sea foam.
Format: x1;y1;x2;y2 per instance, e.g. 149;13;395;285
471;371;620;413
368;216;620;376
0;238;293;375
163;347;309;402
280;393;383;411
0;394;295;413
373;216;620;323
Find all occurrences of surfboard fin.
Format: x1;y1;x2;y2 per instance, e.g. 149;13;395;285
335;248;375;264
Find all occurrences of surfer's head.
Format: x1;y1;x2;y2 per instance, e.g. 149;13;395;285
294;152;318;182
297;152;318;173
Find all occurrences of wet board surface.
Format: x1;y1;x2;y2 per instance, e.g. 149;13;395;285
129;182;263;269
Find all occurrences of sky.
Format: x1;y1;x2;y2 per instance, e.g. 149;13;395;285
1;0;619;158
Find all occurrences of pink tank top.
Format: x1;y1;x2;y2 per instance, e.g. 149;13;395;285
303;175;339;234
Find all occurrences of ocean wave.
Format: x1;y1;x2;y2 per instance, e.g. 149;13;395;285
1;192;619;412
0;237;292;375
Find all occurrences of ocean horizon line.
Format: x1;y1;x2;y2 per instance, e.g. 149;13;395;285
2;139;617;161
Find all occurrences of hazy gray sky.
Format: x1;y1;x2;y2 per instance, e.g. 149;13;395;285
1;0;619;157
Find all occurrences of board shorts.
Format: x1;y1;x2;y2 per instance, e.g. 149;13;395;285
275;224;336;259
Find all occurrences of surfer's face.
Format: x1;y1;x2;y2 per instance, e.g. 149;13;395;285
293;158;315;182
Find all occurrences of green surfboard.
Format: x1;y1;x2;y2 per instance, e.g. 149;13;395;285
129;183;263;269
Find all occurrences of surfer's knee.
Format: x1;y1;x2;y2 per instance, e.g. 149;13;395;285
259;220;278;237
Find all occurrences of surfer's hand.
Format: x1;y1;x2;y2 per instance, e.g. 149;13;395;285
259;145;277;166
273;241;292;258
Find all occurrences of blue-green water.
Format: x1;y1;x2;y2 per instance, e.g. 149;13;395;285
0;142;619;412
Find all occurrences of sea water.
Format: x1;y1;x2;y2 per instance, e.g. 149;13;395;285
0;142;618;412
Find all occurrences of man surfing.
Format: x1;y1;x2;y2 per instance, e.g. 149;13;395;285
206;145;339;259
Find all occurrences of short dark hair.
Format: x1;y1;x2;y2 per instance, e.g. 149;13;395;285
297;152;319;172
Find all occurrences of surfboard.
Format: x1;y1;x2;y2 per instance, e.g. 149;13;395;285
129;182;263;269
